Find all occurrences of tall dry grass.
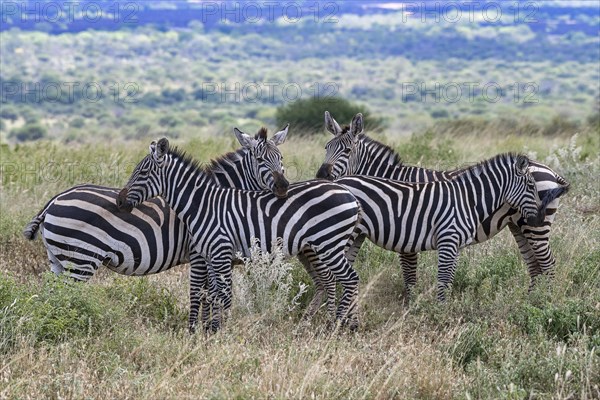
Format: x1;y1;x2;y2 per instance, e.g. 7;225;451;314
1;124;599;399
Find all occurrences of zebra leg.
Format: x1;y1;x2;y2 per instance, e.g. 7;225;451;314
335;258;360;330
297;250;326;320
316;247;360;329
399;252;418;303
344;233;366;266
302;249;338;323
524;227;557;287
47;248;67;276
508;222;541;286
188;251;207;333
436;240;459;302
208;249;235;333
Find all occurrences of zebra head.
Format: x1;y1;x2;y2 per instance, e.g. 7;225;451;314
234;124;289;198
505;154;540;226
316;112;364;180
117;139;169;212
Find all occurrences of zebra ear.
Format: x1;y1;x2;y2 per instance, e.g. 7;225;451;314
324;111;342;136
234;127;256;148
155;138;169;159
271;124;289;146
350;113;364;137
515;154;529;175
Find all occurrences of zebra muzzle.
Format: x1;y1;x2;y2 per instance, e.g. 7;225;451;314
273;171;289;198
316;164;334;180
116;188;134;213
525;214;544;228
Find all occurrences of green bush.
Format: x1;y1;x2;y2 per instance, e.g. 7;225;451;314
69;117;86;128
0;274;116;350
275;97;383;135
510;299;600;342
8;123;47;142
398;129;458;167
543;116;580;136
0;273;186;352
0;105;19;121
452;253;521;297
109;277;186;330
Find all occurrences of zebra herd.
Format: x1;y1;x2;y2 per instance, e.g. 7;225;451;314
25;112;569;332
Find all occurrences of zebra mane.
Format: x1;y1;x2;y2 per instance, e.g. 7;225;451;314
451;153;522;181
167;146;209;178
360;135;404;166
204;149;245;175
256;127;268;140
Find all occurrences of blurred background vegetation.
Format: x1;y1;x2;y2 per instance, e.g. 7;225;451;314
0;0;598;143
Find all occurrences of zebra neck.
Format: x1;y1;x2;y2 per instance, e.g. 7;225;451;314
162;155;213;222
354;139;403;177
453;169;505;224
208;151;259;190
354;138;448;183
393;165;449;183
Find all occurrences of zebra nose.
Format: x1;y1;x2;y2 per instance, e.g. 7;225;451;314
526;213;543;227
272;171;289;198
117;188;133;212
316;164;333;180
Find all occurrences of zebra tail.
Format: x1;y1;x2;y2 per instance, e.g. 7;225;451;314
23;191;63;240
23;215;44;240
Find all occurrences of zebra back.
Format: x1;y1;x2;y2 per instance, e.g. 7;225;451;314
317;112;569;218
337;153;539;253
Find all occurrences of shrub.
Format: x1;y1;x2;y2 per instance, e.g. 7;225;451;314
510;299;600;342
109;277;186;330
9;123;47;142
0;105;19;121
232;238;307;321
398;129;458;167
430;109;450;119
0;273;117;350
0;273;187;352
69;117;86;128
275;97;383;135
543;116;580;136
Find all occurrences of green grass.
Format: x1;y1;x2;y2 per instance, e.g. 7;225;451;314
1;126;599;398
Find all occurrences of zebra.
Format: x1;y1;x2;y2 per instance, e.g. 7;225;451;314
117;138;363;331
23;126;291;329
317;112;569;298
317;112;548;300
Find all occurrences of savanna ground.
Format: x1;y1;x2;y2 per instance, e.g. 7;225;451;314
1;122;599;399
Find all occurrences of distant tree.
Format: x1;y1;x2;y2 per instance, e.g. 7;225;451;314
430;109;450;119
543;116;579;136
0;105;19;121
275;97;383;136
159;115;181;128
70;118;85;128
9;123;47;142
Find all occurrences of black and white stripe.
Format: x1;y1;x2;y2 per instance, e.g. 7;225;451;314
23;126;290;284
338;153;539;301
118;138;362;331
317;113;550;300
